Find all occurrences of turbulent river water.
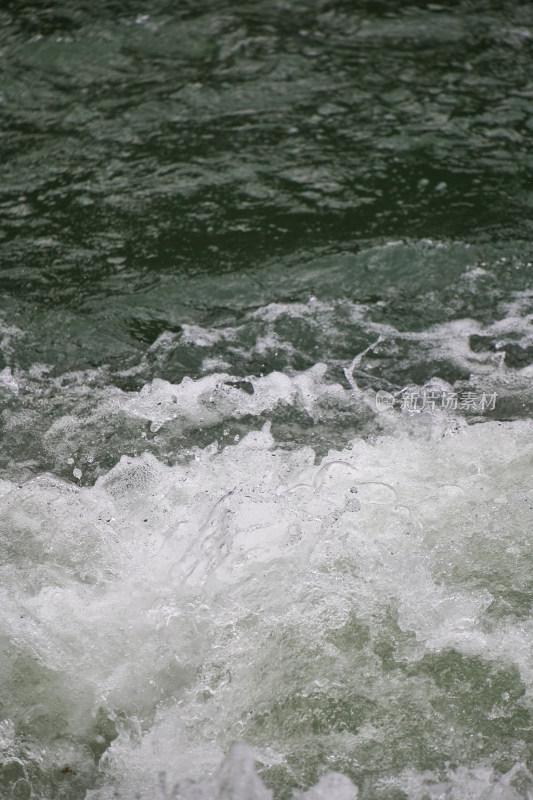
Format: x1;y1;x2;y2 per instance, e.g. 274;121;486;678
2;1;533;798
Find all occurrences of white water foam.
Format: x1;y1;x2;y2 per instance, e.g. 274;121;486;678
1;415;533;797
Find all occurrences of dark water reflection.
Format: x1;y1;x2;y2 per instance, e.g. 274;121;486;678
2;0;533;296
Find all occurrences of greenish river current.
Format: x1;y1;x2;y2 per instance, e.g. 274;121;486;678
1;1;533;798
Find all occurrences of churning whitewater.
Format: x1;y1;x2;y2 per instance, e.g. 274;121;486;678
2;361;533;798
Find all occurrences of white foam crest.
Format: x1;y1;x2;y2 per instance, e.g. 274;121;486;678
133;293;533;410
89;742;359;800
249;299;336;322
112;364;346;432
180;324;233;347
0;366;19;395
397;762;533;800
4;287;533;457
0;316;23;361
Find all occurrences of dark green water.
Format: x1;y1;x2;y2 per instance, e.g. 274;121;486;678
2;0;533;482
1;2;533;798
